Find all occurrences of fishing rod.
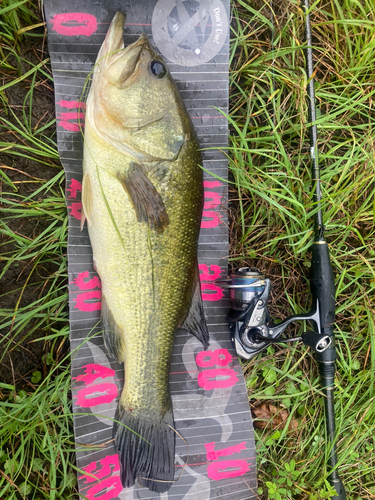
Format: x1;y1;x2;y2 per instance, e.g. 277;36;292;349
225;1;346;498
300;0;346;496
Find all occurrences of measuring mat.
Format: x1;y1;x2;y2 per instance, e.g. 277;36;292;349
44;1;257;498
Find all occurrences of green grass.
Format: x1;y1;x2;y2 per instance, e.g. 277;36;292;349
0;0;374;499
0;1;73;498
230;0;375;498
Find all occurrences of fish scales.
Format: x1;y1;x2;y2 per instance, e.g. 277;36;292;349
82;12;208;493
85;126;202;410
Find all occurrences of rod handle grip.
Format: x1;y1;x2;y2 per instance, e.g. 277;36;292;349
311;242;335;333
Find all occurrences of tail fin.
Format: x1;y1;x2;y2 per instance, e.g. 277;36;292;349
113;404;175;493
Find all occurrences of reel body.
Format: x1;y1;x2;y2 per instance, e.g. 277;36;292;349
227;268;331;360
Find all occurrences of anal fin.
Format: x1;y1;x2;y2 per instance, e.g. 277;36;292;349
181;265;209;349
101;293;126;362
117;162;169;233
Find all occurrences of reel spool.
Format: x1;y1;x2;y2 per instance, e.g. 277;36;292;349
228;268;265;312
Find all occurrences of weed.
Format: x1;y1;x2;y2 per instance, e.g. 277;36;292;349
232;0;375;497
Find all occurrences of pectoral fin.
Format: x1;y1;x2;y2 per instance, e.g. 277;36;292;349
181;264;209;349
117;162;169;233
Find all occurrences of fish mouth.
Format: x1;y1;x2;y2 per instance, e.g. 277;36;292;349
95;15;168;131
127;32;157;53
104;31;155;89
98;11;156;84
119;32;157;68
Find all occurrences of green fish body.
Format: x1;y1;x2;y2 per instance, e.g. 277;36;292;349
82;12;208;493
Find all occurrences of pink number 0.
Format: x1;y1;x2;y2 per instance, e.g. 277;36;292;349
198;368;239;390
207;460;249;480
51;13;97;36
204;442;250;481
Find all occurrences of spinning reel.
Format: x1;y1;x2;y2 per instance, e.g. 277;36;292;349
227;268;332;360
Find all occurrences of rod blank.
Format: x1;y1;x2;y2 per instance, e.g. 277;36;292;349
302;1;346;498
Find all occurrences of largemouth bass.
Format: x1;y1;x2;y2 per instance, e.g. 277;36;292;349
82;12;209;493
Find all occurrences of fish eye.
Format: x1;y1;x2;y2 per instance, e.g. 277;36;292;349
150;60;168;78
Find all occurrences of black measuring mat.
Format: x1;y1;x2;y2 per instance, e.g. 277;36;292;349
44;1;257;498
